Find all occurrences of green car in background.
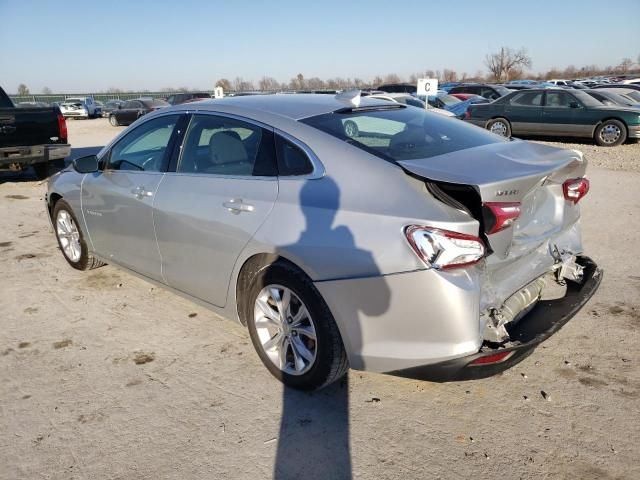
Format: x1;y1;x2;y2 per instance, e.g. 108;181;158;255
465;88;640;146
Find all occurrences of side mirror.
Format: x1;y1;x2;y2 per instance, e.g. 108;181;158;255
569;101;581;108
73;155;99;173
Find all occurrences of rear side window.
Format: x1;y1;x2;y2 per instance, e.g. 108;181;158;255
510;91;543;106
275;135;314;176
302;105;506;163
178;114;277;176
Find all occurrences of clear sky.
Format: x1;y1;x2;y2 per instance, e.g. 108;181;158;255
1;0;639;93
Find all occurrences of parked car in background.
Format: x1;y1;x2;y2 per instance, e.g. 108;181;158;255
0;85;70;179
108;98;169;126
425;93;471;118
593;84;640;93
367;93;455;117
594;87;640;104
46;93;601;390
496;84;531;91
465;88;640;146
101;100;125;117
585;89;640;109
450;93;490;104
60;97;100;119
376;83;417;94
166;92;211;105
449;84;513;100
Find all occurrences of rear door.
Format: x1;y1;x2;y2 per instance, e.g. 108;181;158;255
541;91;590;136
153;113;279;307
82;114;184;280
503;90;544;134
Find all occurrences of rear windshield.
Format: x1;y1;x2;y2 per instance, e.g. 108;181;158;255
302;106;507;162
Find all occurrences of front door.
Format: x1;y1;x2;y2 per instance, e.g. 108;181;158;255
153;113;279;306
82;114;182;280
541;91;588;136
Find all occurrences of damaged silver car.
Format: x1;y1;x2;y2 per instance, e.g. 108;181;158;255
46;93;601;390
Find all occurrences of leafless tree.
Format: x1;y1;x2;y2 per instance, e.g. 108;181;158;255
17;83;29;95
442;69;457;82
617;58;633;74
383;73;401;84
484;47;532;82
372;76;383;87
306;77;326;90
41;86;52;95
215;78;232;92
258;76;281;91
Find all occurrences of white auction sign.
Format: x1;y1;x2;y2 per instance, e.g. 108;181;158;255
417;78;438;96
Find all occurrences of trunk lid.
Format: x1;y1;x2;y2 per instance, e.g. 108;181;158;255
398;139;587;259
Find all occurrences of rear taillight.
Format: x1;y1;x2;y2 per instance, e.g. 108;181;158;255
469;350;514;366
563;177;589;204
404;226;485;270
483;202;522;234
57;113;68;142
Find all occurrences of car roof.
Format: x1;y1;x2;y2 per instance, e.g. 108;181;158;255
172;93;394;120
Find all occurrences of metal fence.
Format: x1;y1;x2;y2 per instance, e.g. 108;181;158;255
9;91;216;104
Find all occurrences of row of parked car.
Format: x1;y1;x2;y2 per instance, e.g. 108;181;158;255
374;78;640;147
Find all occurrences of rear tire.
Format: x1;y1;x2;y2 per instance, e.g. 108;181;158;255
244;260;348;391
52;199;106;271
344;120;359;138
109;115;119;126
594;119;626;147
486;118;511;137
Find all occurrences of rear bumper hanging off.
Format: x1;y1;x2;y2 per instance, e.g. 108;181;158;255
387;256;602;382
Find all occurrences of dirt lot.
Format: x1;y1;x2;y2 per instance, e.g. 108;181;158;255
1;118;639;480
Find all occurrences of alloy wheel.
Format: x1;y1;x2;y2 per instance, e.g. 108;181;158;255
56;210;81;262
253;284;317;376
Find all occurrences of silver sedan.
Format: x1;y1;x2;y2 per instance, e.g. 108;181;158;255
46;93;601;390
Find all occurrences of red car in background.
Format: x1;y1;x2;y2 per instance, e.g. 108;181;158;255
450;93;490;103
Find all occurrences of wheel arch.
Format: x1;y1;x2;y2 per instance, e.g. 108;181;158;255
234;253;315;327
591;117;629;137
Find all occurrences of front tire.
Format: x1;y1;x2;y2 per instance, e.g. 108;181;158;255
595;119;626;147
53;199;106;271
486;118;512;137
109;115;120;127
244;260;348;391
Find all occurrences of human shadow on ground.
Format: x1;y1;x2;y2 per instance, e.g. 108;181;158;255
273;177;391;479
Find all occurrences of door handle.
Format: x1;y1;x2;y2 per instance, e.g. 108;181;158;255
131;186;153;198
223;198;254;214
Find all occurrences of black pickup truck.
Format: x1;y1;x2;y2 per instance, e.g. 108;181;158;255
0;86;71;179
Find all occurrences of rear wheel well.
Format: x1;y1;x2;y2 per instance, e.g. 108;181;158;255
235;253;310;326
48;193;63;217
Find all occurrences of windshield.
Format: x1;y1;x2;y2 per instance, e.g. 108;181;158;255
302;106;507;163
625;91;640;102
572;90;605;107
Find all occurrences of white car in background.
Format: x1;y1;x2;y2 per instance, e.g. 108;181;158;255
59;97;101;119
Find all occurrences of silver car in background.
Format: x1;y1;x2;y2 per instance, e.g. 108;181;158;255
46;94;601;390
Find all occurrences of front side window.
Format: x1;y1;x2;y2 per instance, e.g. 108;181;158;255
302;105;507;163
509;91;543;106
178;114;276;176
107;115;179;172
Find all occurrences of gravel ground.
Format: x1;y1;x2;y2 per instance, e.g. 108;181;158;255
1;119;639;479
536;138;639;172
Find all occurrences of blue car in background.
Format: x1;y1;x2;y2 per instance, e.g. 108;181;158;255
417;91;473;118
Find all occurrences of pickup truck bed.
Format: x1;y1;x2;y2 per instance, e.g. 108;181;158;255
0;86;71;179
